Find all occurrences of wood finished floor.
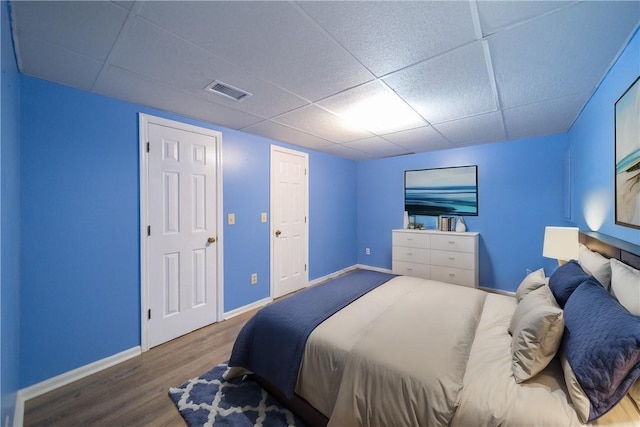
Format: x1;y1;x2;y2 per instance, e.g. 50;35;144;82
23;309;258;427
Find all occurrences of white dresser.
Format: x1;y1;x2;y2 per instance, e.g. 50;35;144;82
392;229;479;288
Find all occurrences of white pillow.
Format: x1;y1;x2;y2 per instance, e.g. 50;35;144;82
578;244;611;289
510;285;564;383
610;258;640;315
515;268;546;303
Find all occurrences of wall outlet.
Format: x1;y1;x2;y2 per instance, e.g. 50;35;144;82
228;213;235;225
365;247;371;255
261;212;267;223
251;273;258;285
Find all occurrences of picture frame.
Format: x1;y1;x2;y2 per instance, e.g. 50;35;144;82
614;76;640;230
404;165;478;217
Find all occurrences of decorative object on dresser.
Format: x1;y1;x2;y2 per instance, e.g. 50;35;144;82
391;229;479;287
456;216;467;232
614;75;640;230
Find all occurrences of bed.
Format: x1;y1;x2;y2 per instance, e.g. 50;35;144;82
227;231;640;426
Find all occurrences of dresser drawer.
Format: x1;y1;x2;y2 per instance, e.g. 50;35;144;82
392;246;430;263
431;265;475;287
431;234;476;253
392;232;430;249
430;250;475;270
392;260;430;279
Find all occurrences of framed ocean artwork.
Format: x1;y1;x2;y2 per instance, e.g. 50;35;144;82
404;165;478;217
615;76;640;230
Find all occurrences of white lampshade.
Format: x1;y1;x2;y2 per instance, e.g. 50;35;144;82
543;226;579;262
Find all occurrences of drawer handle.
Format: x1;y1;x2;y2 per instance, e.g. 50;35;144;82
448;241;456;244
407;252;413;256
449;273;456;277
407;238;413;241
407;268;413;272
448;257;456;260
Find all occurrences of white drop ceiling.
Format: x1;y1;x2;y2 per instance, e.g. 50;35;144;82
10;1;640;161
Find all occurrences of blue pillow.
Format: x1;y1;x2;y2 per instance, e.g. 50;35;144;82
548;260;590;307
561;278;640;422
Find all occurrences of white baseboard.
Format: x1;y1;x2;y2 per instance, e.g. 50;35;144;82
13;346;141;427
479;286;516;297
307;265;360;287
355;264;393;274
223;296;272;320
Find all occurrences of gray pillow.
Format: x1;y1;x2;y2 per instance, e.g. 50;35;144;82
515;268;546;302
610;258;640;315
578;244;612;289
510;285;564;383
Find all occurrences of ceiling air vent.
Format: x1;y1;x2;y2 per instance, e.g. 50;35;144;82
205;80;252;102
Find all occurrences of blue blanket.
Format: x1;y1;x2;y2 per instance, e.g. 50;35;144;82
229;269;396;398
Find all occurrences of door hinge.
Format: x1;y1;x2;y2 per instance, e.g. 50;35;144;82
146;142;150;153
148;309;151;320
305;264;307;272
147;225;151;236
305;216;307;223
305;168;307;176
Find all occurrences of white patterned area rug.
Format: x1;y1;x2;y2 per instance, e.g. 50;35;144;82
169;362;306;427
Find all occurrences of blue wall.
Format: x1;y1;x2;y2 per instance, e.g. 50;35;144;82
356;134;570;291
569;27;640;247
1;1;21;424
19;76;357;388
0;1;20;425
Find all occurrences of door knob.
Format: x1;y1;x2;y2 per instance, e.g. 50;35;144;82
207;237;216;244
275;230;282;237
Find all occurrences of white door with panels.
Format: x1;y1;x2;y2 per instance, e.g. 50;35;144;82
141;114;222;349
271;146;309;298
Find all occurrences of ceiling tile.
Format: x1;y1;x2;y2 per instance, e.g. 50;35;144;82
476;1;572;35
138;1;374;101
489;1;640;108
298;1;477;77
317;80;427;134
110;18;307;118
94;65;263;129
18;36;103;92
319;144;374;161
384;41;497;124
503;92;591;141
273;105;373;143
381;126;455;153
343;136;412;158
12;1;127;61
433;112;506;146
242;120;335;151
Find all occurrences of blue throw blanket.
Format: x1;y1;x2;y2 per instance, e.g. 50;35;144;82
229;269;396;398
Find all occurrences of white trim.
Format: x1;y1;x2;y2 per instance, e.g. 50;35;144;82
307;265;359;287
223;296;273;320
138;113;224;352
270;145;309;298
355;264;394;274
14;347;141;427
479;286;516;297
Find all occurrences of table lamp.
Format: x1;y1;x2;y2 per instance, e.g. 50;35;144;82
543;226;579;265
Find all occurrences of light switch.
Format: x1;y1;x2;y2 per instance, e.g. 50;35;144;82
228;213;235;225
261;212;267;223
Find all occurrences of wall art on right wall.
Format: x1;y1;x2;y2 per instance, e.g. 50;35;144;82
615;76;640;230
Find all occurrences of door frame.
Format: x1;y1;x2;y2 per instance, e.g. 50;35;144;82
270;145;309;298
139;113;224;352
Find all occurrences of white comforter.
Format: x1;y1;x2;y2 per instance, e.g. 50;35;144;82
295;276;640;426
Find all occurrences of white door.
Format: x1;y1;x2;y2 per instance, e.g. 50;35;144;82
142;116;222;348
271;146;309;298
